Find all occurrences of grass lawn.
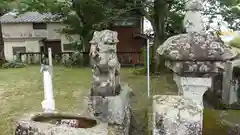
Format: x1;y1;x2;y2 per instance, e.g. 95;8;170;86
0;66;177;135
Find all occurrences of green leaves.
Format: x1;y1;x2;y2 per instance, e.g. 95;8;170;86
0;0;21;15
230;36;240;48
19;0;143;52
215;0;240;29
218;0;240;6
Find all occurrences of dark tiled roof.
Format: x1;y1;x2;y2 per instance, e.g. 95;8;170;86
0;12;60;23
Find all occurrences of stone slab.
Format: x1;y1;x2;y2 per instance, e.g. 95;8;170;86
180;77;212;87
174;74;211;87
153;95;202;135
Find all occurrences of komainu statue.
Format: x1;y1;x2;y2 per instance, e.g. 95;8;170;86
87;30;132;135
89;30;121;97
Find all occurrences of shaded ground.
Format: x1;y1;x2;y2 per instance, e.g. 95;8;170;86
203;90;240;135
203;107;240;135
0;66;177;135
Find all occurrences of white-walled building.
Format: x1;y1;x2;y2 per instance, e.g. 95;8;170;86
0;12;79;61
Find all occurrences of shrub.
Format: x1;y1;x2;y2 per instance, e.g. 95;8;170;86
230;36;240;48
129;68;147;75
2;61;26;68
0;58;6;66
62;51;84;67
130;46;154;75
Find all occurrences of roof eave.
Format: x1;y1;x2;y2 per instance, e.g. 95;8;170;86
1;21;62;24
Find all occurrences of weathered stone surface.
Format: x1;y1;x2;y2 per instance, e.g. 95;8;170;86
89;30;121;97
88;84;132;125
165;60;225;74
88;30;131;135
15;112;108;135
157;32;236;61
185;0;203;11
173;74;212;106
184;0;205;32
108;107;131;135
157;0;237;75
157;32;237;74
153;95;202;135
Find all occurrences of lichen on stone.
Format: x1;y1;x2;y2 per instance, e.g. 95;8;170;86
89;30;121;97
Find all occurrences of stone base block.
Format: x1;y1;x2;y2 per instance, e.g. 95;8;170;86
83;84;132;135
153;95;202;135
14;112;108;135
108;107;131;135
88;84;132;124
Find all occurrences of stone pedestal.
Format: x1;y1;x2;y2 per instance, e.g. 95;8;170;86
173;74;212;133
153;95;202;135
85;84;132;135
173;74;212;107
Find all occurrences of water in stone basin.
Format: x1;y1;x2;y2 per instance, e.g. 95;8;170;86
32;115;97;128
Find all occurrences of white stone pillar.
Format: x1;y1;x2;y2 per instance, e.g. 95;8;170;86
174;75;212;107
173;74;212;133
153;95;202;135
41;68;55;112
41;48;55;112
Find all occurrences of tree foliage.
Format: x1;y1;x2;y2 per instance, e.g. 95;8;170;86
207;0;240;29
20;0;141;51
140;0;185;71
0;0;21;62
0;0;19;15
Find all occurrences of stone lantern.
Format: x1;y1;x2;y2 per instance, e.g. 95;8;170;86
158;0;236;107
152;0;237;135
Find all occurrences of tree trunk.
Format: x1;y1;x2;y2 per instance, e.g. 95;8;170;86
0;18;6;66
151;0;168;73
82;36;91;66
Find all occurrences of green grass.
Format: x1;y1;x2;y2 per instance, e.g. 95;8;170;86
0;66;177;135
2;66;237;135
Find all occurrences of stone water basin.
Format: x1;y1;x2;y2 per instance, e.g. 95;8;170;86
15;112;108;135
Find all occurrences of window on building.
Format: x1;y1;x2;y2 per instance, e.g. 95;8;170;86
32;23;47;30
12;47;26;55
63;43;74;51
40;46;45;53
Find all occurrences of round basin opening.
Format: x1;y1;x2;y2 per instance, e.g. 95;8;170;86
32;115;97;128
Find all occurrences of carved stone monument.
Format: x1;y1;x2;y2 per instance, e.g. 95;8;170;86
89;30;121;97
87;30;132;135
153;0;237;135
